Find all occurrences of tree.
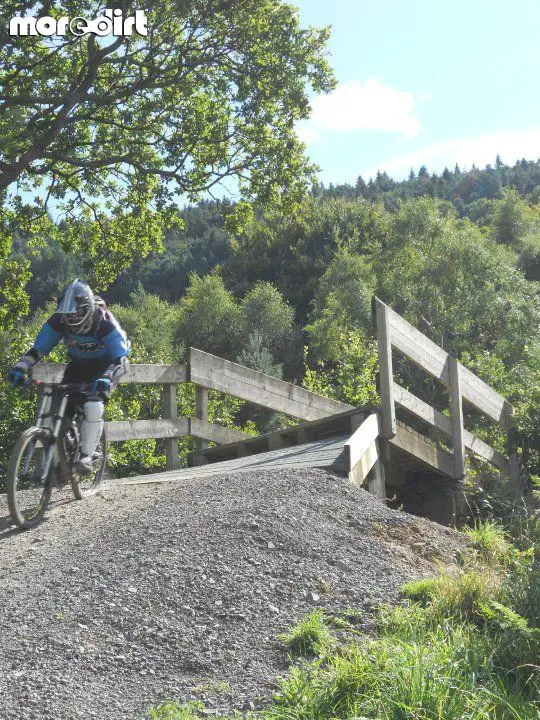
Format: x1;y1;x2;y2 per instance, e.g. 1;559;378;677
225;197;390;322
237;332;283;379
0;0;334;326
355;175;368;199
240;281;294;356
175;272;242;359
0;1;333;206
306;250;376;360
235;332;287;433
492;189;531;248
376;198;538;368
111;287;181;363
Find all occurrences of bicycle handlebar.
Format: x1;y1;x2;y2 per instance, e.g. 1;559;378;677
23;376;93;394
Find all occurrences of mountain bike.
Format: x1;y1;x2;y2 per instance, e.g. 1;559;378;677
7;377;107;529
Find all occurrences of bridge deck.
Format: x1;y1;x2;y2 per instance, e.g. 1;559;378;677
105;435;349;488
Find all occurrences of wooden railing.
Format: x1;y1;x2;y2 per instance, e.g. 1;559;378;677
374;297;519;482
32;348;350;471
32;301;519;485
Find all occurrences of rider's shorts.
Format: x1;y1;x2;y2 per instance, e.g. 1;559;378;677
62;358;113;417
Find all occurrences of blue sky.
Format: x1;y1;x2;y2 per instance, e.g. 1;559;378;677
293;0;540;185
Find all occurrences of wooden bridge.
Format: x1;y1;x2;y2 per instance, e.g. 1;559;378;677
33;298;519;525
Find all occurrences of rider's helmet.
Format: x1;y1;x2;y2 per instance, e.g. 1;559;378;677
55;279;96;334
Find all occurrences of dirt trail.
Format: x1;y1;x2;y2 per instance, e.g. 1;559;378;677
0;468;465;719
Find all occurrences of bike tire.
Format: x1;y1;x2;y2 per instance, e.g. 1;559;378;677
7;427;55;529
71;432;107;500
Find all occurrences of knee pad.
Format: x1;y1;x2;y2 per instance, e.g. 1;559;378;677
80;401;104;457
83;400;104;423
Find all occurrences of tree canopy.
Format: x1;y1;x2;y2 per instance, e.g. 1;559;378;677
0;1;333;211
0;0;334;325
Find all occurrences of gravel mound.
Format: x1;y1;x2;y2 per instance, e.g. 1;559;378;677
0;468;466;719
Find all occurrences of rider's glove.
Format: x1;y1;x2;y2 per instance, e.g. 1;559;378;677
91;377;111;400
8;360;31;387
8;368;27;387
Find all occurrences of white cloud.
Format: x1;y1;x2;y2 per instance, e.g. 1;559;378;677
298;78;421;140
364;127;540;180
295;124;322;145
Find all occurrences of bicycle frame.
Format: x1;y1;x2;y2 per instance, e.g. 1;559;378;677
35;386;70;438
32;383;89;482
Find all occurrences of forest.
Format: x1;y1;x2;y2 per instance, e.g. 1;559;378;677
1;157;539;498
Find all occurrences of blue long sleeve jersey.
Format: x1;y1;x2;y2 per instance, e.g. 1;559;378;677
32;307;130;367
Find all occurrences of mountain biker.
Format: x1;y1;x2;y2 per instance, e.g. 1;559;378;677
8;279;130;475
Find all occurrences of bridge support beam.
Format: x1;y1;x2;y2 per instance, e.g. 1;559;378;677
367;442;386;502
346;413;386;503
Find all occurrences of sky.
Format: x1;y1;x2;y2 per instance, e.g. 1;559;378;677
292;0;540;185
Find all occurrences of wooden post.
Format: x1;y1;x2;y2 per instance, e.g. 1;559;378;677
505;405;520;485
449;357;466;479
195;386;210;452
164;384;179;470
375;299;396;438
368;440;386;502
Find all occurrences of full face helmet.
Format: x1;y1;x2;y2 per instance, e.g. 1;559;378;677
56;279;96;334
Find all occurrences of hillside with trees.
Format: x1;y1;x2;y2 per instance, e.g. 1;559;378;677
2;158;538;496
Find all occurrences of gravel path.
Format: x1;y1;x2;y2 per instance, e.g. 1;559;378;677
0;468;466;719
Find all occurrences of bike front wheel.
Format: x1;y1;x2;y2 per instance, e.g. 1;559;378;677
71;432;107;500
7;427;56;529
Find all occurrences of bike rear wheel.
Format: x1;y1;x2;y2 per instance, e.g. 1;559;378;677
7;427;55;529
71;432;107;500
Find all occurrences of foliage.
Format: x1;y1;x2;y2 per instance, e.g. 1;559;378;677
240;282;295;357
2;160;538;486
303;331;379;407
175;272;243;359
0;0;335;357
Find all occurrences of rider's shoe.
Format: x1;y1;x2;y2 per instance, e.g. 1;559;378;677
74;455;94;476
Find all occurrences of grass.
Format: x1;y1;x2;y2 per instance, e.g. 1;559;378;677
147;701;206;720
191;679;232;695
146;521;539;720
276;609;334;658
462;520;512;567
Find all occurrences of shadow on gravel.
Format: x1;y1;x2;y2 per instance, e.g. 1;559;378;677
0;496;77;540
0;514;20;539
